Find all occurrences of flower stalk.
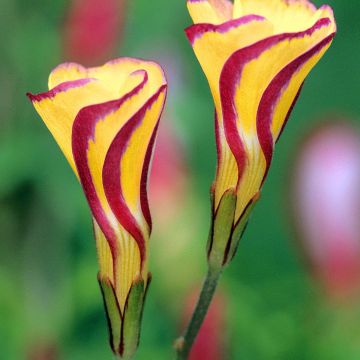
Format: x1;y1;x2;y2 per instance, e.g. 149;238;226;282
175;268;222;360
176;186;258;359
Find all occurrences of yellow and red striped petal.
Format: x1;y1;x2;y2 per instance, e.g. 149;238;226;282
28;57;165;185
27;79;114;174
221;19;334;140
185;16;273;115
219;19;335;220
72;75;166;307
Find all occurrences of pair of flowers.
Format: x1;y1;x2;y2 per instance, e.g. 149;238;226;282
28;0;336;358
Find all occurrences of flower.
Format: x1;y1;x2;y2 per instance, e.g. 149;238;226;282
27;58;167;358
185;0;336;268
292;121;360;301
63;0;126;65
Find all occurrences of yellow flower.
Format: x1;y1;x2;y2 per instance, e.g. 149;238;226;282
186;0;336;267
28;58;167;358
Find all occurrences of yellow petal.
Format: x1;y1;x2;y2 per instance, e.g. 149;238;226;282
48;58;165;96
214;128;239;209
28;79;115;174
117;90;167;229
270;41;333;140
187;0;233;24
234;0;336;34
95;219;142;311
94;219;114;283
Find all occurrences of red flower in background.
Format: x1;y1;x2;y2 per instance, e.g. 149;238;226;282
63;0;126;65
293;122;360;301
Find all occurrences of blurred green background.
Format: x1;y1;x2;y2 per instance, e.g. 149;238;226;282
1;0;360;359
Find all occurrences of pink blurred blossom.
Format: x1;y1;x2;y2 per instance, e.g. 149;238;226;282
149;120;189;224
63;0;125;65
293;122;360;301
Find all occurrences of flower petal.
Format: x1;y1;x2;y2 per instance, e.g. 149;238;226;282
257;34;334;177
221;18;334;142
27;78;114;174
28;57;165;176
185;15;273;114
48;58;166;94
72;70;148;249
187;0;233;24
234;0;336;33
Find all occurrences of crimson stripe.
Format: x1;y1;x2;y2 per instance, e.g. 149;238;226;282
185;15;265;45
27;78;95;102
276;83;304;145
140;119;162;229
72;70;148;257
102;85;167;267
257;34;335;183
219;18;332;187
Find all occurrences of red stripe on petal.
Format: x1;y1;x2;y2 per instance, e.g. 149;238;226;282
102;85;167;266
140;120;162;229
72;71;148;257
27;78;96;102
257;34;334;183
276;83;304;145
184;15;266;45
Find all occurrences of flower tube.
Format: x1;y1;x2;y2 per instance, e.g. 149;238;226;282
185;0;336;269
27;58;167;358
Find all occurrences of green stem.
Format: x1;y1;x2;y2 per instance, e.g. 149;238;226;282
176;267;222;360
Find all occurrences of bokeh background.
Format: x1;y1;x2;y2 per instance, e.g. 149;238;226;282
1;0;360;359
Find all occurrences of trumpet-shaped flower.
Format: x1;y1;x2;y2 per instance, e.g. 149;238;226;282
185;0;336;268
27;58;167;358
